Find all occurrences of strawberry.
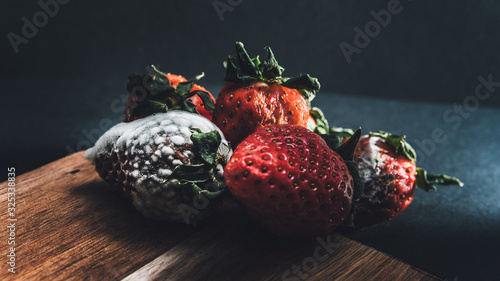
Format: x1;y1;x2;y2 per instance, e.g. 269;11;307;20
346;131;463;229
213;42;321;148
124;65;215;122
223;125;363;237
85;110;232;224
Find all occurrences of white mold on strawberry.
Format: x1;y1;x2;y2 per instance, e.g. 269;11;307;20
85;110;232;224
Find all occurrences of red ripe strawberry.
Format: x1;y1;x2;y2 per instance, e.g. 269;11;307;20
213;42;321;148
124;65;215;122
348;131;463;229
224;125;363;237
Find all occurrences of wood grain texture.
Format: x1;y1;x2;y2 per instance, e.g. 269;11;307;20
0;152;441;281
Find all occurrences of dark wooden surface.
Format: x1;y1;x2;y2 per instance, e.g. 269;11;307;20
0;151;441;280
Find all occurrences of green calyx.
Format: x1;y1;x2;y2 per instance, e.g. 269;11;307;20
165;130;229;224
223;42;320;103
125;65;214;120
369;131;417;163
330;127;355;138
320;128;364;228
415;168;464;192
308;107;329;134
322;126;355;147
334;128;364;201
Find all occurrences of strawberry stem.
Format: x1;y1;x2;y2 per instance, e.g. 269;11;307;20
415;168;464;192
223;42;320;103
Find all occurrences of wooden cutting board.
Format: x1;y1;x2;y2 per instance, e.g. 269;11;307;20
0;152;440;281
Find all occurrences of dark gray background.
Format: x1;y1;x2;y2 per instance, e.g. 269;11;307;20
2;0;500;175
2;0;500;104
2;0;500;280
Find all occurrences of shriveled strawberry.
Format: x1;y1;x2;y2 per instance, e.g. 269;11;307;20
85;110;232;224
213;42;321;148
124;66;215;122
224;125;363;237
346;131;463;229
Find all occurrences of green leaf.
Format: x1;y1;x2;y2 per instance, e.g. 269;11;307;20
335;128;362;161
164;130;227;208
125;65;214;119
192;90;216;112
261;46;284;80
280;74;321;91
330;127;355;138
166;164;213;183
130;100;167;118
251;56;261;69
176;80;196;95
224;56;258;83
322;127;355;151
182;179;226;200
224;56;261;83
222;42;320;98
280;74;320;103
320;134;341;151
150;64;168;78
176;73;204;96
197;185;226;200
223;57;241;82
309;107;329;134
415;168;464;192
370;131;417;163
426;173;464;186
235;42;261;78
143;75;174;100
190;130;222;165
149;88;175;104
181;100;198;114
